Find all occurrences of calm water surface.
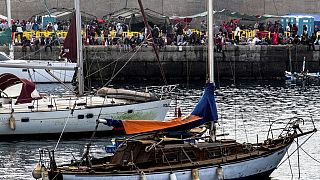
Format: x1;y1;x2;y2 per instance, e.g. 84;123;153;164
0;81;319;180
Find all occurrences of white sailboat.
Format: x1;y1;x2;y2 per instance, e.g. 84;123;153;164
33;0;317;179
0;52;76;83
0;0;171;140
0;0;76;83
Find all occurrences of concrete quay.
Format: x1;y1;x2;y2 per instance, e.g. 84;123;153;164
1;45;319;82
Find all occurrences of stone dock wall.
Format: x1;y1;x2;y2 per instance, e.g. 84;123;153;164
1;45;319;82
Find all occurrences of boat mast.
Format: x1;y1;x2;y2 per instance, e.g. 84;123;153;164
208;0;216;141
208;0;214;83
137;0;167;85
6;0;14;59
75;0;84;95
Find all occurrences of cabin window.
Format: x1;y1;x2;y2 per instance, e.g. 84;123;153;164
21;117;29;122
127;110;133;113
48;104;54;108
22;69;28;72
77;103;87;106
28;105;34;109
78;115;85;119
86;113;94;118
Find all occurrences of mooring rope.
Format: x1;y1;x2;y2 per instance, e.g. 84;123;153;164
294;140;320;164
277;131;316;168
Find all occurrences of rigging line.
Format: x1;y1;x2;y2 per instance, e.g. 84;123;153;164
111;54;119;80
31;69;73;92
102;43;144;87
233;90;237;140
85;46;136;78
297;137;300;179
272;0;279;15
298;144;320;164
43;0;61;47
54;101;77;151
266;106;274;139
77;96;107;167
277;131;316;168
286;151;294;179
228;55;236;85
241;113;248;142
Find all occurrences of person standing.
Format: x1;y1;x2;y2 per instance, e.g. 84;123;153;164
234;25;241;44
45;35;52;52
176;23;184;45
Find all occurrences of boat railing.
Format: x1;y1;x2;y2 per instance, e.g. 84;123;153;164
266;116;316;140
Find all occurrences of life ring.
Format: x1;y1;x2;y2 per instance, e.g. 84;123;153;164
8;115;16;130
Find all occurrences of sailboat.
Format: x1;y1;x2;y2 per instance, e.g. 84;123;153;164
0;51;77;83
31;0;317;180
0;0;171;140
0;0;76;83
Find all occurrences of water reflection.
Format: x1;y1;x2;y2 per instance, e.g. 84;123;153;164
0;81;319;179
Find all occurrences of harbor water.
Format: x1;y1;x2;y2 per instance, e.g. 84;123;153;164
0;81;319;180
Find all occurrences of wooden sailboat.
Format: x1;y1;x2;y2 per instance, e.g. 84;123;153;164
0;0;171;140
32;0;317;179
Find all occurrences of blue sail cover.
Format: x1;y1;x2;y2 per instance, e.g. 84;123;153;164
191;83;218;122
168;83;218;131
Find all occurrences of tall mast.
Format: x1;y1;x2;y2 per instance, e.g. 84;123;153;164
208;0;214;83
75;0;84;95
208;0;216;141
6;0;14;59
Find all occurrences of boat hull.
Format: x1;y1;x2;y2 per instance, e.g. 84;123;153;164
0;61;76;83
0;99;170;140
59;144;289;180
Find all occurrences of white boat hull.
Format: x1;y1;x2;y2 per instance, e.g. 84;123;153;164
0;97;170;138
61;145;289;180
0;61;76;83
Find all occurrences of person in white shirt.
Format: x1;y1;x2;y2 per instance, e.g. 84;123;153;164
53;22;58;31
235;25;241;44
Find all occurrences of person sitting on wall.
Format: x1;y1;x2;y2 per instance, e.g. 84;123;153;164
45;35;53;52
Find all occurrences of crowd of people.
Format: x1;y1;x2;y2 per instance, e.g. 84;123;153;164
215;19;320;51
1;17;320;52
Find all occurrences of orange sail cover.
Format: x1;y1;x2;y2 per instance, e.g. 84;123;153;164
121;115;201;134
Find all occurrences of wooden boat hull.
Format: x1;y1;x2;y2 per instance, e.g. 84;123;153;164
58;144;289;180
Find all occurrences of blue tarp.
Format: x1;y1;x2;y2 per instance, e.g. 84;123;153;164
191;83;218;122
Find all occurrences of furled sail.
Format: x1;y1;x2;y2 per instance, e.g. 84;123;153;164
62;13;77;62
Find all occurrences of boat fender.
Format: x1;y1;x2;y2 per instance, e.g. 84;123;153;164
41;165;49;180
170;173;177;180
242;142;252;151
8;114;16;130
32;163;42;179
192;168;200;180
140;171;147;180
216;165;224;180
